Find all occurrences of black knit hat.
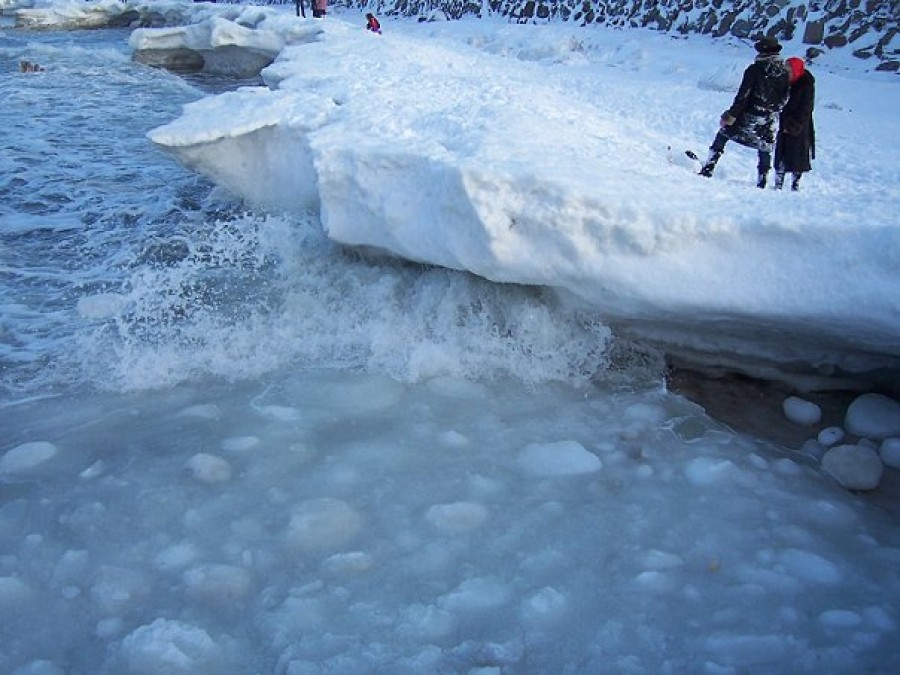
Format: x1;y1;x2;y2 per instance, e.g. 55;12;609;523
754;37;783;55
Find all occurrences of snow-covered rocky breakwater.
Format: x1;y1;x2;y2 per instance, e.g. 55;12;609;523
340;0;900;71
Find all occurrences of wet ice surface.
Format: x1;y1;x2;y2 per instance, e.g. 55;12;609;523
3;372;899;674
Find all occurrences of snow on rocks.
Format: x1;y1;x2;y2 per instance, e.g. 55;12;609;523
821;444;884;491
0;440;58;474
117;618;223;675
516;440;602;476
782;396;822;426
845;393;900;440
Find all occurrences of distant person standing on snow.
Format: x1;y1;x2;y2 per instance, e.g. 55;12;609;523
312;0;327;18
366;13;382;34
773;57;815;191
699;37;790;188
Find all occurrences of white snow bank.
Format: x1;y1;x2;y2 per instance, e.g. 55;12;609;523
147;14;900;381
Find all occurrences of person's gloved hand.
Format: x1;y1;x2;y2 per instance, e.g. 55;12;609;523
720;112;736;128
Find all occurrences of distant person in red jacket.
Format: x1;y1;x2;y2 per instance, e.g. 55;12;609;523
774;57;816;191
313;0;327;18
366;13;381;34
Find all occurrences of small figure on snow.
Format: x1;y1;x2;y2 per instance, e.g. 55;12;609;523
312;0;327;18
366;13;382;34
698;37;790;188
773;57;815;191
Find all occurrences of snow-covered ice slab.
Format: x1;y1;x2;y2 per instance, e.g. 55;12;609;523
149;16;900;381
128;10;322;75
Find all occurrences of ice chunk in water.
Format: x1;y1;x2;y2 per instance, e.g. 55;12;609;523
684;456;737;486
426;501;488;534
0;576;32;607
183;563;254;604
439;577;511;611
221;435;260;452
516;440;602;476
818;609;862;628
176;404;221;420
118;618;222;674
186;453;232;483
154;543;200;573
285;498;363;553
0;441;58;474
778;548;842;585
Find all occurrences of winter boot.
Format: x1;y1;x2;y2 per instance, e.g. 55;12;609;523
756;171;768;189
790;172;802;191
699;150;722;178
774;171;786;189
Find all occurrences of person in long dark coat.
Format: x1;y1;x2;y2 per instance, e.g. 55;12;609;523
774;57;815;191
699;37;790;188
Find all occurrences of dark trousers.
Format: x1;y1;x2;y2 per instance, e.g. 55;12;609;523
710;131;772;173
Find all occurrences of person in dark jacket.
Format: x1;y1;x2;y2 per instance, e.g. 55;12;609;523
774;57;815;191
699;37;791;188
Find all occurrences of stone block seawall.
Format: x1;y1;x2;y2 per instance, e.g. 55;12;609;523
334;0;899;71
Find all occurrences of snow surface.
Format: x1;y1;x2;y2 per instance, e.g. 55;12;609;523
136;4;900;382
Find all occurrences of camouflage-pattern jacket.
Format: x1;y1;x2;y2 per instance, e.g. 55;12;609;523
723;55;790;152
